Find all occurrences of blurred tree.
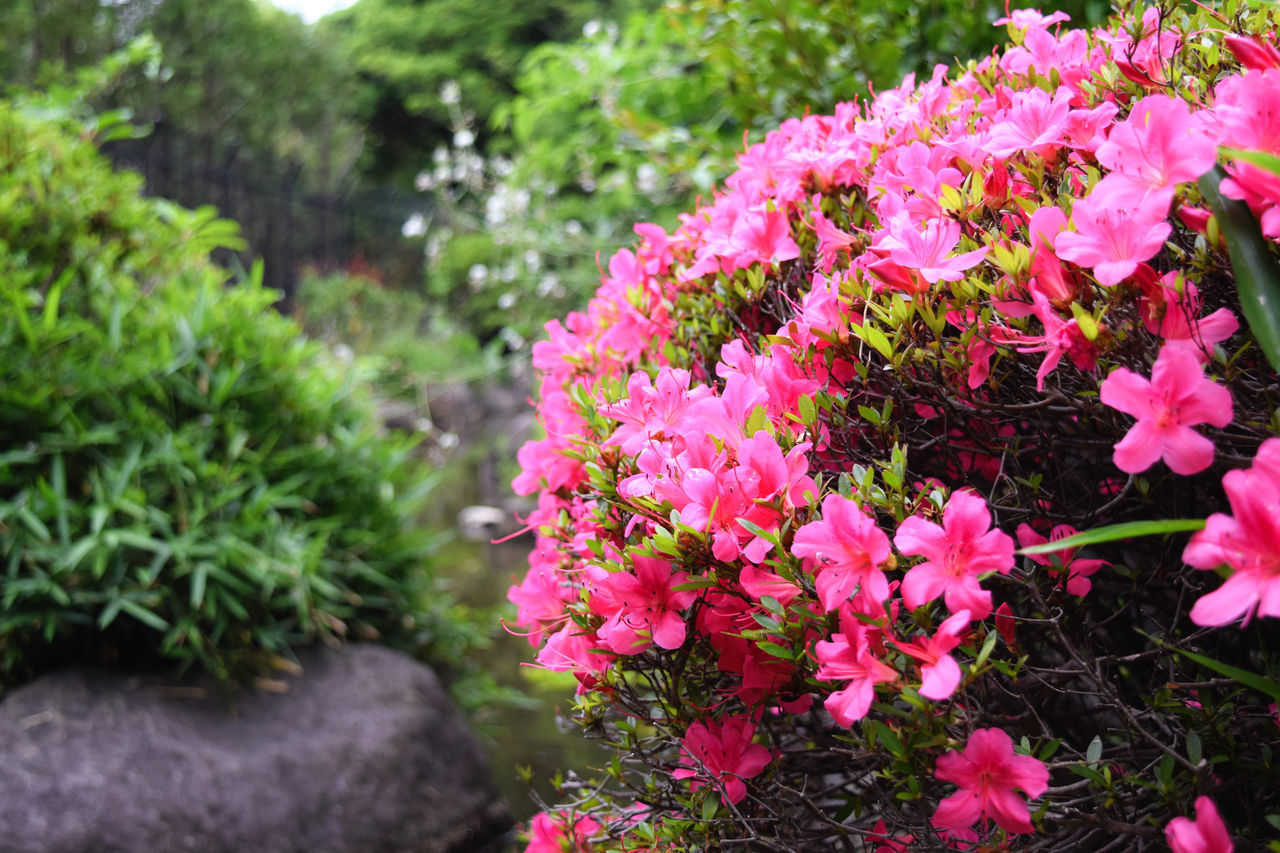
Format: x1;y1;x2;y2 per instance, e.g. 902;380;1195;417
317;0;652;181
668;0;1112;133
1;0;366;190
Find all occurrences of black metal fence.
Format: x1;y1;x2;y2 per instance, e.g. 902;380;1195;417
103;122;427;301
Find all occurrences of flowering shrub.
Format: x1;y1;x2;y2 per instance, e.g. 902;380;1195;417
508;3;1280;849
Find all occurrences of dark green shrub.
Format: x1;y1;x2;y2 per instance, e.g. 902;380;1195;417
0;99;477;689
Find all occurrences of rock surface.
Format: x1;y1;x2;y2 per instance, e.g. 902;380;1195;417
0;644;513;853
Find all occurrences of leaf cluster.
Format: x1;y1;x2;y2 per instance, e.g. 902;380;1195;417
0;101;482;692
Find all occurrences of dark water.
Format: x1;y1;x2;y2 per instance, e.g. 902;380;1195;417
421;419;605;826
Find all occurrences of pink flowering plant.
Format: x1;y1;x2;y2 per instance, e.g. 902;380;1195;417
508;3;1280;849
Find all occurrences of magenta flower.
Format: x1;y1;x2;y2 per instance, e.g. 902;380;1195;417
585;555;696;655
933;728;1050;835
523;811;601;853
1094;94;1219;196
1183;439;1280;626
814;614;898;726
792;493;893;611
894;490;1015;619
673;716;774;804
893;609;972;700
879;212;989;285
1054;191;1171;286
1099;345;1233;475
1166;796;1234;853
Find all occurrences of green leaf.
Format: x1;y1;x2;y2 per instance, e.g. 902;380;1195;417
1199;163;1280;373
1163;643;1280;703
1086;735;1102;764
1222;147;1280;180
1017;519;1205;555
1186;731;1203;766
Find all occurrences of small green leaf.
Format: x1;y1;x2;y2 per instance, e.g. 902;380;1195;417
1086;735;1102;764
1186;731;1203;766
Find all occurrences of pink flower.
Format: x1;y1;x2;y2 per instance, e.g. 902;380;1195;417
879;213;989;286
894;490;1015;619
1016;523;1108;596
933;728;1050;835
1054;191;1171;286
586;555;697;655
673;716;774;804
1094;94;1219;197
523;811;601;853
792;493;893;611
1183;439;1280;626
1099;345;1233;475
893;609;972;700
814;612;898;726
1166;796;1234;853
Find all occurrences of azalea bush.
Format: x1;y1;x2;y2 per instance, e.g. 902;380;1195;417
508;2;1280;850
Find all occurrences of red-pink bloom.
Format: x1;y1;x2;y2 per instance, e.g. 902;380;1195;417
1099;345;1233;475
1016;523;1108;596
1166;796;1234;853
1183;439;1280;626
933;728;1050;835
586;555;697;655
792;493;893;611
1094;94;1219;197
524;811;601;853
1054;191;1171;286
814;612;898;726
894;490;1015;619
673;716;774;804
893;609;972;700
879;213;989;286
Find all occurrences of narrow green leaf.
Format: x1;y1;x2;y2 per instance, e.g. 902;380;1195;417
1222;147;1280;180
1017;519;1205;555
118;598;170;632
1165;643;1280;702
1199;163;1280;372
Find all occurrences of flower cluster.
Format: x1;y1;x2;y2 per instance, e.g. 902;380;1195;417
510;4;1279;849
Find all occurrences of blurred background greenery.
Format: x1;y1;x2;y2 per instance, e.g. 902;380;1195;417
2;0;1109;821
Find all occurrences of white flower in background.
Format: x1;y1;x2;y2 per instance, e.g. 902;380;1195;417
497;292;516;310
432;146;449;165
583;19;601;38
499;327;526;350
401;212;427;238
468;263;489;289
439;79;461;106
453;128;475;149
536;274;563;299
524;249;542;273
636;163;659;194
565;220;583;237
414;171;436;192
500;262;517;283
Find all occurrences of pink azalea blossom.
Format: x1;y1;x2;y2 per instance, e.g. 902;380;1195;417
814;613;898;726
1094;94;1219;198
792;493;893;611
1099;345;1233;475
879;212;989;286
1183;439;1280;626
1016;523;1108;595
586;555;697;654
1166;796;1234;853
894;490;1015;619
893;609;972;700
523;811;601;853
933;728;1050;835
1054;191;1171;286
673;716;774;804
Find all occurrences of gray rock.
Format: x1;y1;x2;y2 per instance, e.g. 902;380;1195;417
0;645;513;853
